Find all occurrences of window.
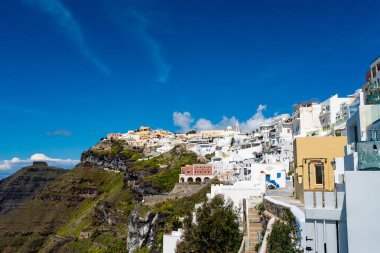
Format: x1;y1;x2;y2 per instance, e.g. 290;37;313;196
315;165;324;185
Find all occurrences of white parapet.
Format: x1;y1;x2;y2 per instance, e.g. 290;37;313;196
163;229;183;253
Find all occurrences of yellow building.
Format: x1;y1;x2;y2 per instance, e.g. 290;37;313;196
293;136;347;202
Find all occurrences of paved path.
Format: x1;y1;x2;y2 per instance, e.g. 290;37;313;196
265;183;305;212
143;183;207;206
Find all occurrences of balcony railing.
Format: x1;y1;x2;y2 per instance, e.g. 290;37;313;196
367;92;380;104
369;81;380;90
357;141;380;170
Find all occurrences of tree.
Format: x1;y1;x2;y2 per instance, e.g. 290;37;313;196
176;195;243;253
267;210;302;253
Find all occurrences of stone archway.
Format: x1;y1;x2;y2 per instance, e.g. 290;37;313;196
204;177;210;183
187;177;194;183
180;177;185;183
195;177;202;183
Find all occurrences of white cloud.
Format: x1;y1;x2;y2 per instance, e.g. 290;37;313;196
0;153;79;171
194;116;238;131
173;105;276;133
240;105;273;132
194;118;214;131
173;111;194;133
23;0;110;75
47;129;72;137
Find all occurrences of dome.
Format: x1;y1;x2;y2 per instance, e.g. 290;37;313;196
226;126;233;131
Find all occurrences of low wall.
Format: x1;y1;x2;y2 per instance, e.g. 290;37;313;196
263;196;306;249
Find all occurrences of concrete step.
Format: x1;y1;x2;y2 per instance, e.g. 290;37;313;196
249;240;259;246
248;232;260;237
248;233;261;239
248;232;261;238
248;209;260;215
249;217;261;223
249;236;259;241
249;223;262;230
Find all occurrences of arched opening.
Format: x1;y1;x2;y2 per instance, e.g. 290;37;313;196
195;177;202;183
204;177;210;183
187;177;194;183
180;177;185;183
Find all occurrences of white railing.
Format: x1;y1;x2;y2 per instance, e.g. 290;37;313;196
237;236;248;253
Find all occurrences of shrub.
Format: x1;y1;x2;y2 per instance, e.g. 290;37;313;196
267;210;302;253
176;195;243;253
255;202;265;214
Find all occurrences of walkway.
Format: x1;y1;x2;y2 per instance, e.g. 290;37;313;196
265;182;305;212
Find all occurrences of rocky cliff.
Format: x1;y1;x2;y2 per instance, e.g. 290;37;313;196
0;161;66;215
127;206;168;253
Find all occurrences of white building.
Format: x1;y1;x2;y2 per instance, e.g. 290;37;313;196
319;94;353;135
163;229;183;253
364;56;380;105
238;162;287;188
257;115;293;172
291;101;322;137
209;179;265;211
302;90;380;253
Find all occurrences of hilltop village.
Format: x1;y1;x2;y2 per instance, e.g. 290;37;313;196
102;56;380;253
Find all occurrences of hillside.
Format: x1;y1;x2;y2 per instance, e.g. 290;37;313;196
0;140;207;252
0;161;66;215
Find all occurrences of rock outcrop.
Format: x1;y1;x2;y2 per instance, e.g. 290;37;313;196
81;150;134;171
127;206;167;253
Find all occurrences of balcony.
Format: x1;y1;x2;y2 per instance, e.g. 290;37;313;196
367;94;380;104
357;141;380;170
369;81;380;90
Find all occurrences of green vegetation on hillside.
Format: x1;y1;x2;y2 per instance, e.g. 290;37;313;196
145;184;211;251
0;166;134;253
90;140;144;161
0;142;207;252
135;146;202;192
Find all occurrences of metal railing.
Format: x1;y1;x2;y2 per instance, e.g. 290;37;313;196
357;141;380;170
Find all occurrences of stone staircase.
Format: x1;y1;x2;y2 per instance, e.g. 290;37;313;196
247;207;262;253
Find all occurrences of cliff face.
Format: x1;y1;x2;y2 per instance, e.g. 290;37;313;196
127;207;167;253
81;150;134;171
0;161;66;215
0;140;206;253
0;163;130;253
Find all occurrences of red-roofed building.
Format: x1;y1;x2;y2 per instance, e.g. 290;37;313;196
179;164;214;183
107;133;122;140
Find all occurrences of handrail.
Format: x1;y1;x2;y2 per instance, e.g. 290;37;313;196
237;236;247;253
259;216;276;253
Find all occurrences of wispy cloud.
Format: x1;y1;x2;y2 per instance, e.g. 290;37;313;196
0;104;40;115
22;0;110;75
0;153;78;171
173;105;277;133
129;9;171;83
46;129;72;137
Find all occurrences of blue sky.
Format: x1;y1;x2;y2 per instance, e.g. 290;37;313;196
0;0;379;176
